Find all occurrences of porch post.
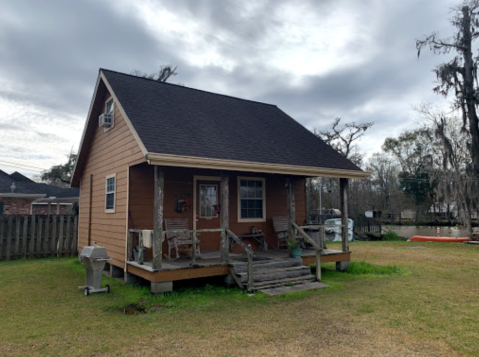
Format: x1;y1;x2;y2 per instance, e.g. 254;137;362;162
286;178;295;241
153;166;164;270
340;178;349;253
220;171;229;263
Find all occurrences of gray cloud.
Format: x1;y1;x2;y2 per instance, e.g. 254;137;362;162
0;0;465;175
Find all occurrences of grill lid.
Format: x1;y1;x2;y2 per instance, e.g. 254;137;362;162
79;242;110;260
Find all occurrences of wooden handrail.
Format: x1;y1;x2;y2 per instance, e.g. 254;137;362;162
227;229;254;293
292;222;322;282
164;228;223;235
298;224;343;229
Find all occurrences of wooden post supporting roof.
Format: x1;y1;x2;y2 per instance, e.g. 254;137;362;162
340;178;349;253
286;178;295;241
220;171;229;263
153;166;164;270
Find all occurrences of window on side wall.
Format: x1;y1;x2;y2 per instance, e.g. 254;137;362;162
238;177;266;222
105;174;116;213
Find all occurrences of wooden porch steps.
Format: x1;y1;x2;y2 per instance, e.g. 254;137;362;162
260;282;328;296
227;258;327;294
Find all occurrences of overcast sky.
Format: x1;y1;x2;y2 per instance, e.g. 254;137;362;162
0;0;460;178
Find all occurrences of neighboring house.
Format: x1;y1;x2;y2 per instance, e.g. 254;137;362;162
400;209;416;220
0;170;79;215
429;202;478;220
71;69;369;293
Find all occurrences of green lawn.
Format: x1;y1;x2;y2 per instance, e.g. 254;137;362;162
0;241;478;356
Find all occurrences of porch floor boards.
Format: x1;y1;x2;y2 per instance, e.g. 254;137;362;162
126;248;348;273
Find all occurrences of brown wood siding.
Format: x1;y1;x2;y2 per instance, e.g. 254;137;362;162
78;90;144;267
127;166;307;257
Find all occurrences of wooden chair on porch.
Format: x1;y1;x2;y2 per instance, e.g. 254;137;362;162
272;216;305;249
164;218;201;259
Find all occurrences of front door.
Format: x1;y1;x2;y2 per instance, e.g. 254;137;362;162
194;177;222;251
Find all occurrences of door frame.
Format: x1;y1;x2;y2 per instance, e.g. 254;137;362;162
192;175;221;231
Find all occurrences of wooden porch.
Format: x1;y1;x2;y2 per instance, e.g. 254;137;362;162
124;166;351;293
125;247;351;283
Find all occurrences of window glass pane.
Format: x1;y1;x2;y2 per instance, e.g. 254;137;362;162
255;185;263;198
106;193;114;210
106;99;113;114
240;186;248;198
107;177;115;193
200;184;217;218
239;179;264;219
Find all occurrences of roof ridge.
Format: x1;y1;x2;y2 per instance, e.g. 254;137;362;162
100;68;278;108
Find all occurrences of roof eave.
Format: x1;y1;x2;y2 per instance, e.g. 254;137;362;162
146;152;370;179
0;193;46;198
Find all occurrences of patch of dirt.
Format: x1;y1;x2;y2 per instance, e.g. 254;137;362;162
120;303;169;315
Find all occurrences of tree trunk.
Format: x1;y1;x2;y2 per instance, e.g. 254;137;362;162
462;6;479;176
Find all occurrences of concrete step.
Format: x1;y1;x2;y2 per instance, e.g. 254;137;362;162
237;265;311;283
231;258;303;274
260;282;328;296
252;275;316;289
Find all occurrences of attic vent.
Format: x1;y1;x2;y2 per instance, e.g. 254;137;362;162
11;182;16;193
99;113;113;127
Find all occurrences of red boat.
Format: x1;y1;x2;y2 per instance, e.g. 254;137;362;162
410;236;470;243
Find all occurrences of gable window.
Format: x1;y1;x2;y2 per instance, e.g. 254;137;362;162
238;177;266;222
105;174;116;213
199;184;218;218
104;97;115;130
106;98;114;116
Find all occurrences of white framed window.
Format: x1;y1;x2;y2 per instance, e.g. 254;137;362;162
237;177;266;222
104;97;115;131
105;173;116;213
199;184;218;219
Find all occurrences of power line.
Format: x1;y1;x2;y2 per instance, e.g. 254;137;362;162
0;160;46;171
0;161;44;173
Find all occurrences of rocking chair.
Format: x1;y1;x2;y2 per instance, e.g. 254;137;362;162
164;218;201;259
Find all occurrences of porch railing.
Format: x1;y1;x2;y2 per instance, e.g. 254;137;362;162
292;222;323;282
226;229;254;293
127;223;345;291
127;227;255;293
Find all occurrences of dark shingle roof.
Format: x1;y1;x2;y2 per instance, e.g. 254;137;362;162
10;171;35;183
0;171;79;198
0;175;39;194
102;69;362;172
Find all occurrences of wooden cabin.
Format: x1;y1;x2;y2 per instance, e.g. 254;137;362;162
71;69;369;294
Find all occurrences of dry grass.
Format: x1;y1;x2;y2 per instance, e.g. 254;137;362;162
0;241;478;356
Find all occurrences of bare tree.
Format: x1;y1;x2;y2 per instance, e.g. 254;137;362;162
415;103;477;235
130;65;178;82
416;1;479;176
366;153;401;216
313;118;373;219
316;117;373;166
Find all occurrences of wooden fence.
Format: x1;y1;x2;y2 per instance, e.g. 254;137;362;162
0;215;78;261
353;216;382;237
